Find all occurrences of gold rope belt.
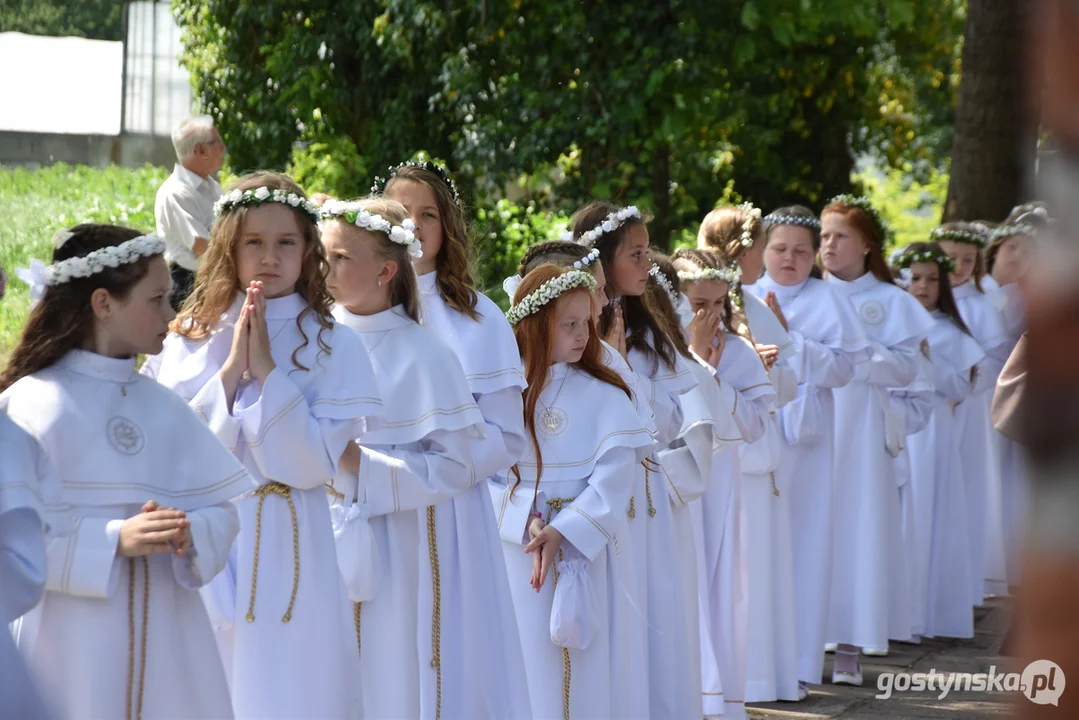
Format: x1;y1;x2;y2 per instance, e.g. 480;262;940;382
246;482;300;623
353;601;362;658
629;459;658;519
126;556;149;720
544;497;578;720
770;471;780;497
426;505;442;720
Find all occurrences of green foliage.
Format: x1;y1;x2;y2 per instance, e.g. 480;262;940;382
0;164;168;355
173;0;965;250
0;0;123;40
854;163;949;251
287;136;370;200
471;199;570;308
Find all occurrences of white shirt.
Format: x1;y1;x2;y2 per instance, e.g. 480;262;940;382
154;163;222;271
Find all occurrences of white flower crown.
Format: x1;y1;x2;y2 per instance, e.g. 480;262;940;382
505;270;597;326
502;247;600;298
929;226;988;249
889;245;957;274
649;263;678;304
735;202;762;248
829;194;891;242
677;266;739;285
319;200;422;258
576;206;642;248
43;233;166;286
214;186;321;223
762;213;820;230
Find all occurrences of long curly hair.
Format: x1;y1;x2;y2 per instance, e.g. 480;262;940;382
509;264;631;506
672;247;754;346
1;224;158;392
820;199;895;285
172;171;333;372
385;165;479;320
569;201;677;375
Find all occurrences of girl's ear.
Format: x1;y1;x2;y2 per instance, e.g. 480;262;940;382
378;259;399;287
90;288;112;321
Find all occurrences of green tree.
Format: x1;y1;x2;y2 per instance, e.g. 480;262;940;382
0;0;123;40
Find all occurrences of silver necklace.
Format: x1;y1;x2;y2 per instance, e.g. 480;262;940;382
538;368;570;436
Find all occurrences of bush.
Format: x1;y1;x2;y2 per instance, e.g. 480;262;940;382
287;136;370;200
471;199;571;308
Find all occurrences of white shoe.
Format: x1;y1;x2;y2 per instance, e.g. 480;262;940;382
824;642;838;653
797;681;810;701
832;667;864;686
862;646;889;657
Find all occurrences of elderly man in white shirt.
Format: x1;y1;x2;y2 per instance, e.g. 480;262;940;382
155;114;226;309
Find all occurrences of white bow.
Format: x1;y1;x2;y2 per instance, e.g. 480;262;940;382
502;274;523;299
16;258;48;306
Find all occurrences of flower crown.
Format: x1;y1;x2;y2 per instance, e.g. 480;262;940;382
991;224;1036;241
648;263;678;304
677;266;740;285
929;226;987;249
42;232;166;286
214;186;321;223
888;245;957;274
319;200;422;258
733;202;763;248
502;247;600;298
829;194;891;242
763;213;821;230
505;270;597;326
575;206;642;248
370;159;461;204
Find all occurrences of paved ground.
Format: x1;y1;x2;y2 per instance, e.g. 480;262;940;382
748;597;1018;719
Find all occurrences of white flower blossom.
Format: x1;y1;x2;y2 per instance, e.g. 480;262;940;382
214;186;321;223
505;270;597;326
43;233;166;286
577;205;642;248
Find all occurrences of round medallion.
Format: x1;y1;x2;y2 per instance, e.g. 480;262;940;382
859;300;886;325
107;416;145;456
538;406;569;437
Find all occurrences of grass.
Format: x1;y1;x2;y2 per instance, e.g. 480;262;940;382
0;163;168;358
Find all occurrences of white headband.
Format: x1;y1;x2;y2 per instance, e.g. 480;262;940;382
319;200;422;258
44;233;166;286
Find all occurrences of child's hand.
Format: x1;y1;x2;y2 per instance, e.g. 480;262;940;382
246;281;277;384
119;503;189;557
524;522;564;591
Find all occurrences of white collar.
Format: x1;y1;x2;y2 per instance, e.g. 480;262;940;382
333;305;413;333
174;163;208;190
827;270;880;294
56;349;137;384
417;270;438;295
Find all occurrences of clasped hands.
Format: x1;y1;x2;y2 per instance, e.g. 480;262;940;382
221;281;277;402
119;500;193;559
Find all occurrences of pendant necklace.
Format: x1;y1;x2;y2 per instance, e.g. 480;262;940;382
538;368;570;436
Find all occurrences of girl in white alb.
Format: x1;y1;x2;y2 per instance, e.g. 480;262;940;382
934;223;1012;601
568;201;702;719
2;224;253;720
892;242;985;639
1;412;53;720
383;162;532;719
500;264;654;720
145;174;381;719
697;203;801;706
748;207;872;691
820;197;934;685
320;197;488;718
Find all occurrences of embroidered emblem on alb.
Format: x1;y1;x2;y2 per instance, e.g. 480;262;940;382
538;406;569;437
107;416;145;455
859;300;886;325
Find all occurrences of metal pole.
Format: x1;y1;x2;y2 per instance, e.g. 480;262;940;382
150;0;158;136
120;1;129;134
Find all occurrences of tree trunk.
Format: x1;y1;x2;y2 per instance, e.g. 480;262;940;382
944;0;1034;222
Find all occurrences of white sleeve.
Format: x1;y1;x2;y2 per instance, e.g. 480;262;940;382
171;502;240;590
0;508;46;622
236;368;356;491
349;429;476;517
189;374;242;452
658;421;714;507
550;446;636;562
158;189;211;251
854;338;921;387
471;388;527;482
46;516;123;599
787;330;862;389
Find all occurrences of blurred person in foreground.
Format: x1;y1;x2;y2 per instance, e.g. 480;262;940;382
154;115;225;310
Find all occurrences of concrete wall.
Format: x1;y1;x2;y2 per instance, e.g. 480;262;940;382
0;131;175;169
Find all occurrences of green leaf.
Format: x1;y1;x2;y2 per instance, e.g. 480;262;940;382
740;1;761;31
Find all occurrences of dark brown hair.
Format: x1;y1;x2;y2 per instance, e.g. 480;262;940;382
518;241;590;276
385;165;479;320
646;252;693;360
820;200;895;284
173;171;333;372
1;224;159;392
509;264;631;505
900;241;972;337
570;201;677;375
935;221;987;293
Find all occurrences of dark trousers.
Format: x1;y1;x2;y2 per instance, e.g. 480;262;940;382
169;265;196;311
